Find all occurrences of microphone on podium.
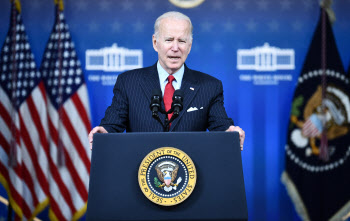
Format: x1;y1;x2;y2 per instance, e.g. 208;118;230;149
150;88;162;116
166;89;184;130
150;89;166;129
171;89;184;117
150;89;184;132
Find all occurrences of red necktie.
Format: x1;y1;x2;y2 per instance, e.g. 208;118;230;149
164;75;175;121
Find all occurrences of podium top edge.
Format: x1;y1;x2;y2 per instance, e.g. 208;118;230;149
94;131;240;136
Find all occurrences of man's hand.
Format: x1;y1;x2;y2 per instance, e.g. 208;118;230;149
88;126;108;150
226;125;245;151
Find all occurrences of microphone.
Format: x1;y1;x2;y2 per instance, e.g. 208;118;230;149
150;89;162;116
171;89;184;117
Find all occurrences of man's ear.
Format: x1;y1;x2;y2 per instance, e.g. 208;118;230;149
152;35;158;52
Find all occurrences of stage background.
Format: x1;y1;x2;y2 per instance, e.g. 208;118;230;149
0;0;349;220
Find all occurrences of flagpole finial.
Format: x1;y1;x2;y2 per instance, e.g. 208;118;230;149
54;0;64;11
320;0;336;24
11;0;21;13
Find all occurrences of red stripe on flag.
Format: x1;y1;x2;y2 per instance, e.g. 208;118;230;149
0;102;21;146
21;162;39;206
38;81;48;106
48;155;76;216
61;107;90;173
47;117;77;215
0;101;13;130
48;114;88;201
26;92;50;148
0;162;32;218
19;114;49;194
63;147;88;201
0;129;10;155
0;134;26;184
49;193;68;221
71;92;91;132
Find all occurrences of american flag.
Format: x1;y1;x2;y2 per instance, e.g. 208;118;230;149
0;2;50;220
40;5;91;221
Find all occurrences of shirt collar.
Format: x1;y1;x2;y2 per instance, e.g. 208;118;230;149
157;61;185;84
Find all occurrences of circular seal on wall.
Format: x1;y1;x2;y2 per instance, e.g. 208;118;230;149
169;0;205;8
138;147;196;206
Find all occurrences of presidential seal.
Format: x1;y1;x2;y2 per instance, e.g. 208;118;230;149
169;0;205;9
138;147;196;206
288;69;350;172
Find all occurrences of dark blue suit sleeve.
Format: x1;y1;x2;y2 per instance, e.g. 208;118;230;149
99;74;129;133
207;80;234;131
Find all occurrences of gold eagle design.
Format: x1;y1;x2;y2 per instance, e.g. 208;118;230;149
155;161;180;189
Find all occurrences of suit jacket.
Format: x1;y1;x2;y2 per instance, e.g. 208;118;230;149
100;63;233;132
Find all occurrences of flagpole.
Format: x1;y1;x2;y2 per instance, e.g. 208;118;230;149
8;0;19;220
55;0;65;166
7;204;13;221
9;0;19;167
319;6;329;161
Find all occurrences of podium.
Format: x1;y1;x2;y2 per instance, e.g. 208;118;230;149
87;132;247;221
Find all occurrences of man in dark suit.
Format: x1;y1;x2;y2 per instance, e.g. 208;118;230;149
89;11;245;149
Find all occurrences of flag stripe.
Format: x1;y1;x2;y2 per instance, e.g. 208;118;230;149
0;133;10;160
48;137;86;211
19;114;48;195
47;157;76;216
0;136;32;218
20;141;46;203
0;118;11;155
72;90;91;133
0;100;14;134
0;163;32;218
0;164;24;218
77;85;91;120
63;98;90;165
61;107;90;172
20;161;39;206
47;117;77;215
63;147;88;201
26;91;50;168
48;113;88;202
49;175;72;220
38;81;48;106
25;93;50;173
47;101;90;190
48;194;68;221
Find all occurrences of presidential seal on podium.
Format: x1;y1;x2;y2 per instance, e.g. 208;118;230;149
138;147;197;206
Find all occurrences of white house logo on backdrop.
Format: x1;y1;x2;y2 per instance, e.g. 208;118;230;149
237;43;295;85
86;43;142;72
85;43;143;85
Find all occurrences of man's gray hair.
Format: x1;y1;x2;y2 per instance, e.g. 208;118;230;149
154;11;193;42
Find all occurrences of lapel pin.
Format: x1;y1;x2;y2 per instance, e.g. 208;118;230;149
190;87;194;90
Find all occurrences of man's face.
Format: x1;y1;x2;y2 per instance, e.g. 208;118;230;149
153;18;192;75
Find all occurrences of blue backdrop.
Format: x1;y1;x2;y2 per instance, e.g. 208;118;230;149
1;0;350;220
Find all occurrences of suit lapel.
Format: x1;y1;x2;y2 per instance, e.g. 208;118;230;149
139;63;167;128
139;63;161;103
170;65;200;131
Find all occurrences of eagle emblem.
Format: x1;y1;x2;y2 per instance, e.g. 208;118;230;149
290;85;349;157
138;147;197;206
154;161;182;192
